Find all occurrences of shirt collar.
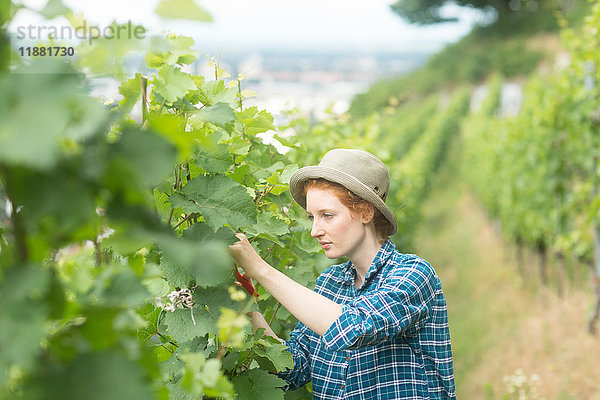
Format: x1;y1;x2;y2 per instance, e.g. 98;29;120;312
335;239;396;286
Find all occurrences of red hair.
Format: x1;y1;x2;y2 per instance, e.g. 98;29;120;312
303;178;392;239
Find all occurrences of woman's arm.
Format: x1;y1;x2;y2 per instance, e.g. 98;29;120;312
230;233;342;336
247;311;284;344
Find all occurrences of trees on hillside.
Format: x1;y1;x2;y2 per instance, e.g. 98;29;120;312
389;0;537;25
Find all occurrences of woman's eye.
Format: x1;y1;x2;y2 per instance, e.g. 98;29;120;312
307;215;314;221
323;213;333;219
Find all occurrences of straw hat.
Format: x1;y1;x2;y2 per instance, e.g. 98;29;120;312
289;148;397;235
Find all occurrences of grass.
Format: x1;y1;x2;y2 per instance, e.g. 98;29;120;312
411;132;600;399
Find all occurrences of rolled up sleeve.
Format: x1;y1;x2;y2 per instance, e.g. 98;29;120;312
322;260;438;351
277;322;312;390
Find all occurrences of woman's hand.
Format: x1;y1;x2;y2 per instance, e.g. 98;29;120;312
230;232;342;337
229;233;267;280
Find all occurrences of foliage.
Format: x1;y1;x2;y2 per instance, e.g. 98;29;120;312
0;1;474;398
388;89;470;250
351;0;591;117
390;0;573;26
0;2;312;398
462;0;600;265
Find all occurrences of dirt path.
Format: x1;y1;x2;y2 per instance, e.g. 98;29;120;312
411;136;600;399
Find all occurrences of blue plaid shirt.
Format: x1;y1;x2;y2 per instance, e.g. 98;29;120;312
278;239;456;399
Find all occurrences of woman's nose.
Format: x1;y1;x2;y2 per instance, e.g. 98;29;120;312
311;219;323;238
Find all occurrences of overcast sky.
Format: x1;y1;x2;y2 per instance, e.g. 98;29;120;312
13;0;484;53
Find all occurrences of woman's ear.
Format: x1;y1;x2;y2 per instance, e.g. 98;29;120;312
361;205;375;224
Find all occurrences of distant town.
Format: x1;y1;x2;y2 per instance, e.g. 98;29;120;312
190;49;429;122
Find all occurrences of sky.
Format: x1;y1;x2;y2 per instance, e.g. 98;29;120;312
12;0;485;53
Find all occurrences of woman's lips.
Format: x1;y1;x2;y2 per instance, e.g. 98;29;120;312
319;241;332;250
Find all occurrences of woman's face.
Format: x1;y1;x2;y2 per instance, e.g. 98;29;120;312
306;188;371;260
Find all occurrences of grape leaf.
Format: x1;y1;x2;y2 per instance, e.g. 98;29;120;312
156;0;213;22
154;65;197;103
158;234;231;288
197;80;237;107
236;107;275;135
245;212;289;246
159;256;190;288
112;127;178;188
118;73;143;114
0;63;105;169
253;336;294;372
147;34;199;68
195;143;233;174
192;103;236;129
162;307;215;343
181;223;237;244
92;267;152;307
13;168;98;247
0;266;50;380
162;287;242;343
232;369;287;400
30;351;152;399
169;175;257;232
39;0;70;20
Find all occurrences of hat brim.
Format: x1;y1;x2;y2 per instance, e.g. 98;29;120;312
289;166;398;235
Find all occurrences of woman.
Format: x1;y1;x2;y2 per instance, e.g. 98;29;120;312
230;148;456;399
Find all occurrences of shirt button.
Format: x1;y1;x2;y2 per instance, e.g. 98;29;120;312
346;356;350;361
341;384;345;390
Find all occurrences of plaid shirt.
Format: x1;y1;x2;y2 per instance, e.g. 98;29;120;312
278;239;456;399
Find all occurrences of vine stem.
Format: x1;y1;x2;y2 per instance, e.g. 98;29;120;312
167;208;174;225
268;303;282;327
216;296;257;360
93;238;102;267
237;79;243;111
155;331;179;348
255;184;274;205
173;213;194;230
0;164;28;263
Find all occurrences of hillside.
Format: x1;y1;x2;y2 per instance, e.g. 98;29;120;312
352;2;600;399
349;1;591;117
415;134;600;399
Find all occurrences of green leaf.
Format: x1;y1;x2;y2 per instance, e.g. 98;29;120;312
237;107;275;135
12;168;98;248
195;143;233;174
180;354;234;399
159;256;191;288
293;230;322;254
143;276;170;298
156;0;213;22
245;212;289;246
30;351;153;399
146;34;199;68
149;114;197;161
0;64;106;169
162;287;242;342
154;65;197;103
118;73;143;114
217;308;250;348
112;127;178;188
158;234;232;288
0;266;51;380
181;223;237;244
92;266;152;307
169;175;257;232
232;369;287;400
39;0;71;19
197;80;238;107
253;336;294;372
279;164;299;184
192;102;236;129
